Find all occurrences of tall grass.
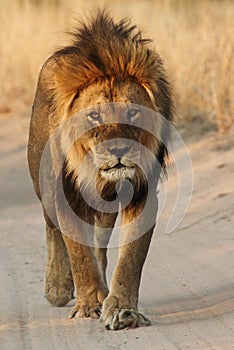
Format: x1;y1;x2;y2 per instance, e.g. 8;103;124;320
0;0;233;132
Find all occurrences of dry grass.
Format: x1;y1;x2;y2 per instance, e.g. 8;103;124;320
0;0;233;132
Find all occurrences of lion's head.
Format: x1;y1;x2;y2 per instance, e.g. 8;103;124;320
61;80;161;198
48;11;174;201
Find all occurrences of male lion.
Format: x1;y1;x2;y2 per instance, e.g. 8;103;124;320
28;11;174;330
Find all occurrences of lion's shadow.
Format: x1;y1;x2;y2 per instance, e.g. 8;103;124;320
141;284;234;325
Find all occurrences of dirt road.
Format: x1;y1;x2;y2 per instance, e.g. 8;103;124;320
1;115;234;349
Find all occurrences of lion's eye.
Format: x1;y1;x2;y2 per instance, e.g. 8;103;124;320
87;111;102;123
127;109;139;121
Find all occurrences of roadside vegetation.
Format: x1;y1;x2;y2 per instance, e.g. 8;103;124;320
0;0;233;132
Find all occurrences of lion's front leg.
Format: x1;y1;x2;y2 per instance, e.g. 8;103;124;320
55;178;109;319
62;234;108;319
94;212;118;286
101;196;157;330
101;230;153;329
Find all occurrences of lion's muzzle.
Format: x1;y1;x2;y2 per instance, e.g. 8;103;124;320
94;141;139;182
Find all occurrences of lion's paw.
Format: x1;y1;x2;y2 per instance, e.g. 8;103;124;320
101;308;151;330
69;304;102;319
45;281;74;307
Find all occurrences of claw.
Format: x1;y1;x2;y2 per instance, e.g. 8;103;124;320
69;304;102;319
101;308;151;330
68;308;77;319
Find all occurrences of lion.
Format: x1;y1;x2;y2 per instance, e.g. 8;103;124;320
28;11;174;330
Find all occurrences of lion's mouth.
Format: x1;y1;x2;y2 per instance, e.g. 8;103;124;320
102;160;134;172
107;162;126;170
100;160;135;180
101;158;135;171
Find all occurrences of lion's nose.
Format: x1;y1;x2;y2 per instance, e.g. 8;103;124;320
107;145;130;157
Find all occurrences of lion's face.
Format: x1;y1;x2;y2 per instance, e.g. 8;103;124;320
64;79;160;192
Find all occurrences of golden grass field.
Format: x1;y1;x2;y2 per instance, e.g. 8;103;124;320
0;0;233;132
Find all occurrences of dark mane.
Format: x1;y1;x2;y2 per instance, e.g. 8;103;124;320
52;10;174;123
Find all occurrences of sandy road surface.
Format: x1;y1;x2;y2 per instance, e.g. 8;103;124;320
1;115;234;350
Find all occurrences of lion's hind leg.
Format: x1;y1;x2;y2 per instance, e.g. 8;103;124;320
45;224;74;306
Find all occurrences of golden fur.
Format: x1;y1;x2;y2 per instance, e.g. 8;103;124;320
28;11;174;330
